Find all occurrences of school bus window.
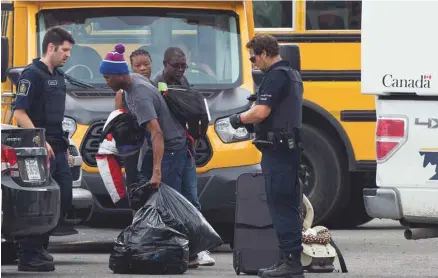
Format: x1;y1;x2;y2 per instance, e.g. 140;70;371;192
253;0;294;29
305;1;361;30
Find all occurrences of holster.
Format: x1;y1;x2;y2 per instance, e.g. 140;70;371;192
47;132;70;153
253;129;301;151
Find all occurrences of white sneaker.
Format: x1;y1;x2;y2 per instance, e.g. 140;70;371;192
197;250;215;266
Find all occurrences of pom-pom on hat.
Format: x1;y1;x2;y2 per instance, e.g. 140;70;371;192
99;44;130;75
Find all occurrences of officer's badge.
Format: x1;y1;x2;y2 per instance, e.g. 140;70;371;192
32;135;40;146
17;79;31;96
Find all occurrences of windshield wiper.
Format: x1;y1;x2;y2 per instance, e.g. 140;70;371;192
59;69;95;89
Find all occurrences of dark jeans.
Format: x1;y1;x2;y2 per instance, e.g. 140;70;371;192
261;148;303;255
18;151;73;260
141;148;201;210
141;147;201;260
122;151;141;187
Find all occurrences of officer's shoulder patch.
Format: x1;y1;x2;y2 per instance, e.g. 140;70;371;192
17;79;31;96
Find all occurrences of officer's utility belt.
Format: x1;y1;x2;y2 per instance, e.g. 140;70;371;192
252;130;301;152
46;131;70;152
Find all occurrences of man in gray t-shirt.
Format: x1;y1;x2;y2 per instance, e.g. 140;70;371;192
124;73;186;151
99;44;186;189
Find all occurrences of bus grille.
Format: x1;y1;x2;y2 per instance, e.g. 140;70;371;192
80;121;213;168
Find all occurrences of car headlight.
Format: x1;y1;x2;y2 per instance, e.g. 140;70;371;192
62;117;77;138
215;117;251;143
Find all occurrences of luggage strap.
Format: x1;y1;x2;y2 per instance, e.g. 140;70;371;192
300;207;348;273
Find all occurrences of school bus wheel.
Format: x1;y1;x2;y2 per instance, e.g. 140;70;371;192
324;172;375;229
300;123;350;225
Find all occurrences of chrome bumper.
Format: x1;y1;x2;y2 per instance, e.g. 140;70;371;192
70;156;83;167
363;188;403;220
72;188;93;209
67;139;83;188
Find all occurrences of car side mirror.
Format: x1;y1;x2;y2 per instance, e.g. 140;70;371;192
1;36;9;83
252;69;264;93
279;44;301;72
7;67;25;86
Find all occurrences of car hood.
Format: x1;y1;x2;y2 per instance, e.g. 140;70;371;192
65;86;253;125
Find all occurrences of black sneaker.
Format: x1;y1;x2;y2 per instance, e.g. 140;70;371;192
51;222;78;236
261;254;304;278
18;255;55;272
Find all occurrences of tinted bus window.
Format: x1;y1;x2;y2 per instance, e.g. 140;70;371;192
306;1;361;30
253;0;294;29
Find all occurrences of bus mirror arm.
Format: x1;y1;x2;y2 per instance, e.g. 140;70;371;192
6;67;25;86
1;36;9;83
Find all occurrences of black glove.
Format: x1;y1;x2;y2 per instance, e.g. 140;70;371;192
229;114;243;129
247;94;257;102
244;124;255;133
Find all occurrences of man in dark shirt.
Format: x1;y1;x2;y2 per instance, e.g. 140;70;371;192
13;26;77;272
152;46;190;87
152;47;216;267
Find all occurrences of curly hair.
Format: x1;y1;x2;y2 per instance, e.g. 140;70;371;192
129;48;152;65
246;34;280;57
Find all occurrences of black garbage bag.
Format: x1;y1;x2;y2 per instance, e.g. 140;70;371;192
127;174;153;211
126;182;222;252
109;187;190;274
151;182;223;254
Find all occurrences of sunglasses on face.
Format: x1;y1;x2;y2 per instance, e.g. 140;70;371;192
168;63;188;70
249;55;256;63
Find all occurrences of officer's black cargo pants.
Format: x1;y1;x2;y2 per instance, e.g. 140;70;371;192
260;148;303;256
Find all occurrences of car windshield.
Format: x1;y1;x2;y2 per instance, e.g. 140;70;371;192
36;8;241;89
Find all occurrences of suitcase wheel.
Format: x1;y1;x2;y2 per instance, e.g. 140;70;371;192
235;266;240;275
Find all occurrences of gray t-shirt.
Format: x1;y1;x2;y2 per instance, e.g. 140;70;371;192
124;73;187;152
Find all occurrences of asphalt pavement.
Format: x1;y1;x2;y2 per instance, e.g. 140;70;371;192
2;219;438;277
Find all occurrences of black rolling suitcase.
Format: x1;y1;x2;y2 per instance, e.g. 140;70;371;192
233;172;282;275
233;172;348;276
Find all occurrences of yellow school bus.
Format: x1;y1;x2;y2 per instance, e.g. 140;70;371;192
1;0;372;245
250;0;376;228
0;0;260;242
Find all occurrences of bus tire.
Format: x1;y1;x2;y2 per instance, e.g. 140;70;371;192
325;173;374;229
300;124;350;225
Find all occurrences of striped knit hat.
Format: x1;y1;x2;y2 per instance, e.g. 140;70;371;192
99;44;130;75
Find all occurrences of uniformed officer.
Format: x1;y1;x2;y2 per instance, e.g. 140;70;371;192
229;34;305;278
13;26;76;272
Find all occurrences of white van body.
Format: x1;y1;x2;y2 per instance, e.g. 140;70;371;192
361;1;438;240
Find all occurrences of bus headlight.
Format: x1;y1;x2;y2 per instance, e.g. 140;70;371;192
215;117;250;143
62;117;77;138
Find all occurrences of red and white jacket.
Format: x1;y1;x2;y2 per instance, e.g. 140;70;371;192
95;109;128;204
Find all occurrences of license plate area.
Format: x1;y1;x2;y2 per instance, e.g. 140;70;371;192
17;156;47;183
24;158;41;181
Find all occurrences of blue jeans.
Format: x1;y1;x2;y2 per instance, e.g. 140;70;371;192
141;148;201;211
260;148;303;255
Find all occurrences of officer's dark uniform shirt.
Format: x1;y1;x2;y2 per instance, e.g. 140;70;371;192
255;60;303;134
14;58;68;152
